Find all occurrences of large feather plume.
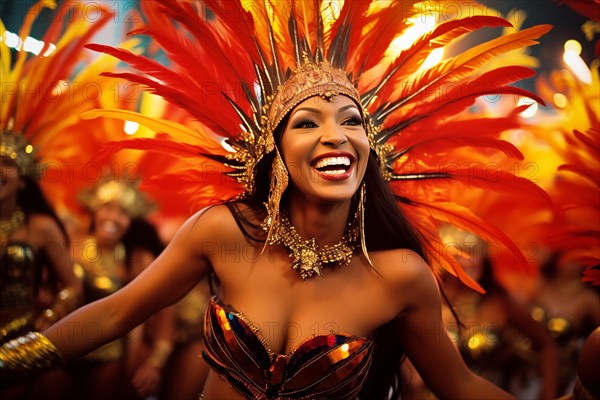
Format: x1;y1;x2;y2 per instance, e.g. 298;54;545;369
517;63;600;285
82;0;554;292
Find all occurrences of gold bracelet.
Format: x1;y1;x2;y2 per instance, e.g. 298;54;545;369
0;332;64;382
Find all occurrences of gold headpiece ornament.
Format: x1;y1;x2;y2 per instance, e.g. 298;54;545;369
84;0;553;290
268;59;361;134
0;130;39;178
78;175;156;218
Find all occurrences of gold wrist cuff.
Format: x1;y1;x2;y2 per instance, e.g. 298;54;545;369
0;332;64;382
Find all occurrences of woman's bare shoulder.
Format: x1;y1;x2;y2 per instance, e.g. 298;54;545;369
177;202;264;243
27;213;66;242
178;204;234;237
370;248;440;309
370;248;432;284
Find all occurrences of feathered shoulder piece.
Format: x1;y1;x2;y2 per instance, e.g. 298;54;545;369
84;0;554;291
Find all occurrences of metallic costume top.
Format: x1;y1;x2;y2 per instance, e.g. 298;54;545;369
0;242;36;312
1;242;37;341
77;237;126;303
0;241;40;343
173;281;210;344
202;297;373;400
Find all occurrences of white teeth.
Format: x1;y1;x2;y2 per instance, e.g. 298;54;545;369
101;221;117;234
321;169;346;175
314;156;351;169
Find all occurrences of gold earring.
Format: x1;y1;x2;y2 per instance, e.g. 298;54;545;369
358;182;372;266
262;148;289;248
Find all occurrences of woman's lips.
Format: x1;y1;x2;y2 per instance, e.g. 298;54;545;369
310;152;355;181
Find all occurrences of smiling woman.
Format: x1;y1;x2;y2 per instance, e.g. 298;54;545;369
28;175;172;400
0;1;556;399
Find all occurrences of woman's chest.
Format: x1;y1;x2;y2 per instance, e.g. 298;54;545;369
218;266;397;354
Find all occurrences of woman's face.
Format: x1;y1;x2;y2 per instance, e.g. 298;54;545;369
279;95;370;204
93;201;131;246
0;157;23;202
456;252;484;282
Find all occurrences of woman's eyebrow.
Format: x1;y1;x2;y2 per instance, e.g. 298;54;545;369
291;107;321;116
292;104;359;117
339;104;359;113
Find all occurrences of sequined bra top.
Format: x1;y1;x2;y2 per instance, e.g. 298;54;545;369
0;242;36;310
202;297;374;400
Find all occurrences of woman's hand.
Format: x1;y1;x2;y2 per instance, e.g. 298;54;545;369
131;363;162;398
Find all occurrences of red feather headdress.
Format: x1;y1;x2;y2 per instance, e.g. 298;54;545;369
82;0;554;292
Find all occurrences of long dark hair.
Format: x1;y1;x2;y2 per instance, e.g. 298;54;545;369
226;111;429;399
358;152;429;399
18;176;69;244
477;251;507;297
120;217;165;267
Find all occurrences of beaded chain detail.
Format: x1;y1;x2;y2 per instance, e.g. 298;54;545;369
267;211;358;280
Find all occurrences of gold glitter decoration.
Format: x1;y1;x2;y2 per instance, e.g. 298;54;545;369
78;175;155;218
0;208;25;239
0;131;39;179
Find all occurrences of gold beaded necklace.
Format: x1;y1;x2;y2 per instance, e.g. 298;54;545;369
0;208;25;238
267;211;358;280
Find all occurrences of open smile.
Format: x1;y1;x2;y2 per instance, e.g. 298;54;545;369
100;220;119;235
310;152;355;181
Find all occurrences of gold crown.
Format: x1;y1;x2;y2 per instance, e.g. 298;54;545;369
0;130;39;178
78;175;156;218
267;60;361;136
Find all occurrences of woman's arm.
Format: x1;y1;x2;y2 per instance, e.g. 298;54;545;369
128;247;175;397
129;306;175;397
31;215;83;331
393;253;514;399
42;207;218;361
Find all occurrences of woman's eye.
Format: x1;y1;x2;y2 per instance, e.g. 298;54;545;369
293;119;318;129
343;117;363;126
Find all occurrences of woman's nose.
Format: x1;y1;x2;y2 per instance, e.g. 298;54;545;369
320;123;347;146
